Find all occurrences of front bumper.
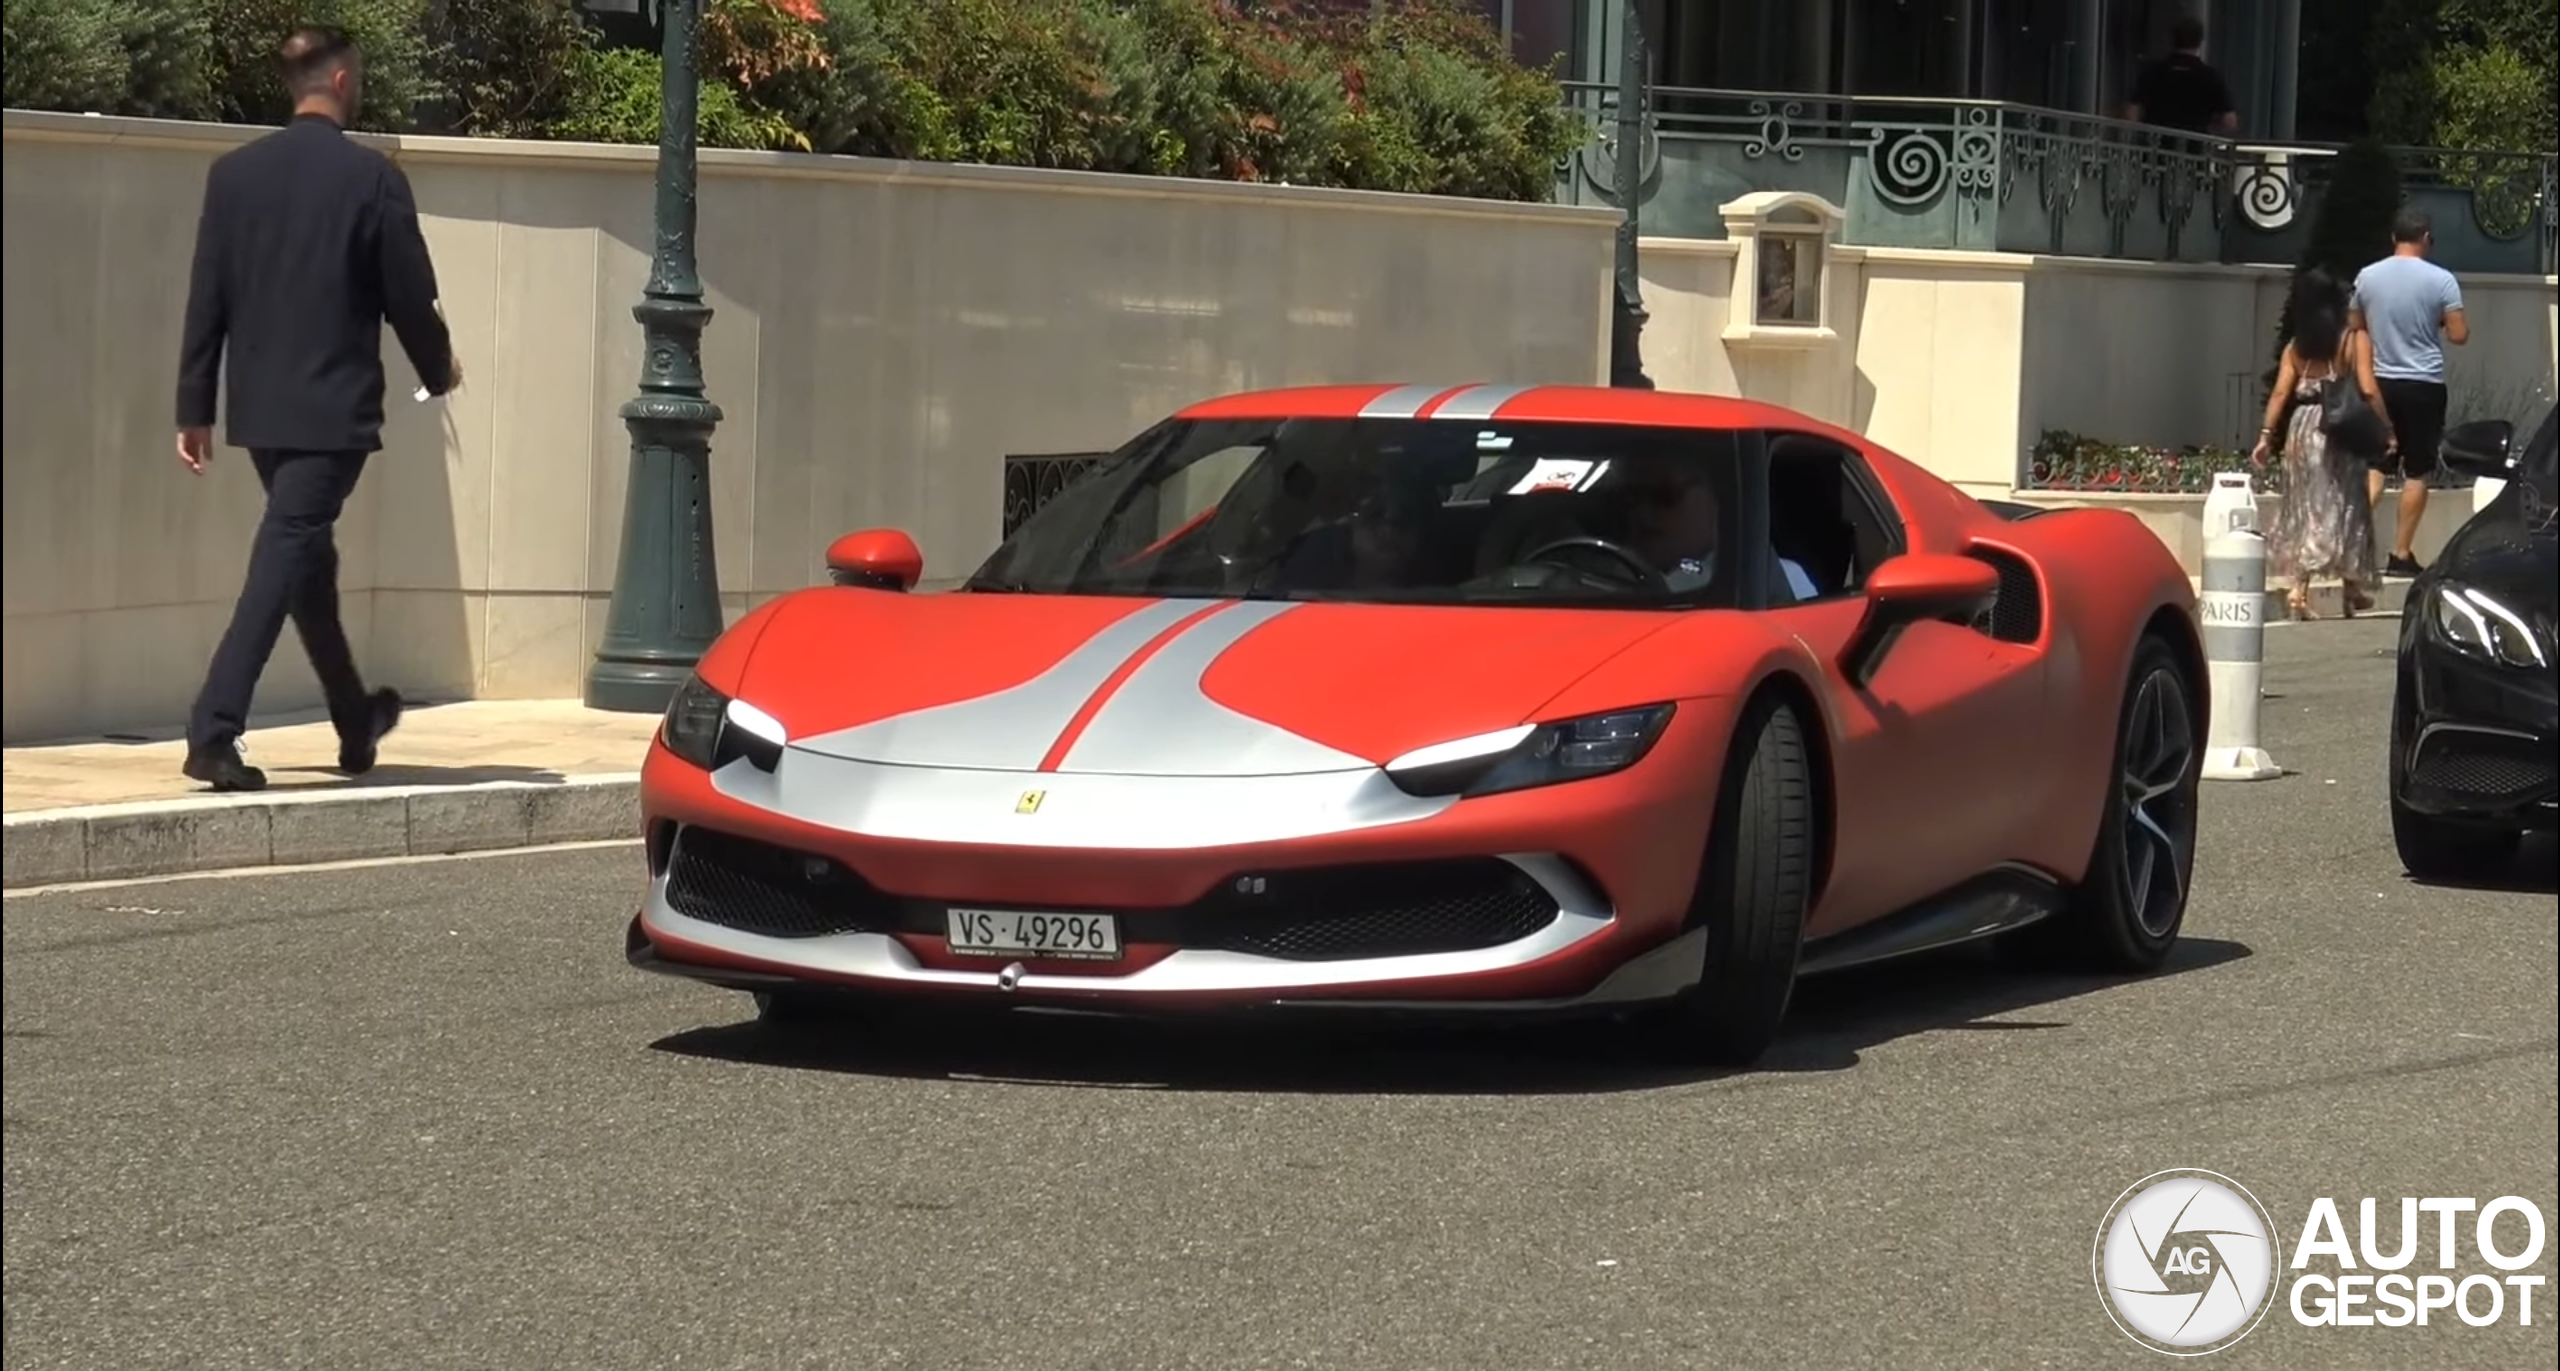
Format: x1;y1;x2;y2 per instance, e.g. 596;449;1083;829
626;710;1732;1014
2401;635;2560;829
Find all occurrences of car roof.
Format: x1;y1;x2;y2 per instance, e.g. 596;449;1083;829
1174;383;1859;443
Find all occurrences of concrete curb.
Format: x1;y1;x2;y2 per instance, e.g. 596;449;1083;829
2;773;641;890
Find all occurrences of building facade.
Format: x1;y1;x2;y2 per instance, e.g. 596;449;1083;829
1467;0;2305;140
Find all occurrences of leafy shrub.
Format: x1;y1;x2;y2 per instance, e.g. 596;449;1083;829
198;0;436;130
3;0;212;117
548;45;805;152
2370;0;2557;139
13;0;1579;204
419;0;594;138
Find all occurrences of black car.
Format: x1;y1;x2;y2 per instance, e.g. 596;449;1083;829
2388;403;2559;878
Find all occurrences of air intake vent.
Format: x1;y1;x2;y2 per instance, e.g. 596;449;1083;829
1969;548;2044;644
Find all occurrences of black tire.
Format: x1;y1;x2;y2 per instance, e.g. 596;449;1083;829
2024;633;2199;972
2388;679;2524;879
1651;695;1817;1066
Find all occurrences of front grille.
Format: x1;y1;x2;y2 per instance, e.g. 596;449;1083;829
2411;730;2559;802
663;827;901;939
665;830;1566;962
1170;859;1563;961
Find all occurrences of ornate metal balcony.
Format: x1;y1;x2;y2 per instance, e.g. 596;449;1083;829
1559;83;2556;277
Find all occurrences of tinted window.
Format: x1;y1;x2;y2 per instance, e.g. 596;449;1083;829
967;418;1744;608
1762;432;1903;604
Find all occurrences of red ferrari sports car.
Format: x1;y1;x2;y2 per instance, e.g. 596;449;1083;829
626;383;2207;1064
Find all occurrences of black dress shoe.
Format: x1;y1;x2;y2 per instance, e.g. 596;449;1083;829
2385;553;2425;577
337;688;405;775
182;745;268;793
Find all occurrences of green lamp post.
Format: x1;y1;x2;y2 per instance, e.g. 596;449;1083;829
1609;0;1653;389
584;0;727;713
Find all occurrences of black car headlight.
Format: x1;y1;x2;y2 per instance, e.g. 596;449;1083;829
2430;584;2549;671
659;674;786;772
1383;704;1676;799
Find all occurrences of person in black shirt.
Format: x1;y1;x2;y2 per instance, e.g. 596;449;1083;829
2124;14;2237;137
174;27;461;792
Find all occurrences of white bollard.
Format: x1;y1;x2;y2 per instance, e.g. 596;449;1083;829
2202;469;2260;538
2198;524;2283;781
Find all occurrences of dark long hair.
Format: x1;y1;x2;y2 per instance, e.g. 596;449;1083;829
2288;268;2349;366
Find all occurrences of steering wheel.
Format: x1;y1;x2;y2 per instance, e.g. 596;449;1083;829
1520;536;1671;592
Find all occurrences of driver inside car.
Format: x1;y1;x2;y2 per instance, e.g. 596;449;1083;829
1623;460;1820;599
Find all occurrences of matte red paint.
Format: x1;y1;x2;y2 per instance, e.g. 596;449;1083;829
825;528;925;588
736;593;1171;739
635;383;2204;1007
1036;599;1237;770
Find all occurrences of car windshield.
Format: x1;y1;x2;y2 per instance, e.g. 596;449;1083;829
965;417;1744;607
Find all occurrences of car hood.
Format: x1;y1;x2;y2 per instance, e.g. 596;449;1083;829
2433;495;2558;619
733;590;1683;776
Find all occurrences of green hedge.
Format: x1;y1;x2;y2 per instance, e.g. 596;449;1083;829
2;0;1583;201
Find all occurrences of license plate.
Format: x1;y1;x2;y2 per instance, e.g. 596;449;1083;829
945;908;1123;961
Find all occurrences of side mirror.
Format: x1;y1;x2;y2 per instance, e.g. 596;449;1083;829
1841;553;2002;688
2436;419;2516;481
825;529;924;591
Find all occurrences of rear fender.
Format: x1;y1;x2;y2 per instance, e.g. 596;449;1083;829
1978;506;2202;881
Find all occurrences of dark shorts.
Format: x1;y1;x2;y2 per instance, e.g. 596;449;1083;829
2373;378;2448;480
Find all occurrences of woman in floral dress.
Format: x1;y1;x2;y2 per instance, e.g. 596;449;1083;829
2254;269;2390;618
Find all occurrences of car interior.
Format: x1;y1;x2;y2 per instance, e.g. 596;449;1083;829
1088;421;1911;605
1763;433;1903;604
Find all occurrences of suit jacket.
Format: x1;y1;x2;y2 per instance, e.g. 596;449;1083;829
176;113;455;453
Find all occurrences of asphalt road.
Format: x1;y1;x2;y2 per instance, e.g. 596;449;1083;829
6;617;2554;1371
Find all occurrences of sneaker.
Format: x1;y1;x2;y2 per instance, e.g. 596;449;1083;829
182;740;267;793
2384;554;2424;578
337;688;405;775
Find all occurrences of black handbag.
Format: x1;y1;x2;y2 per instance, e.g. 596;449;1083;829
2318;373;2389;457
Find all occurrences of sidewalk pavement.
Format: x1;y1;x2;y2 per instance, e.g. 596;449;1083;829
4;700;661;889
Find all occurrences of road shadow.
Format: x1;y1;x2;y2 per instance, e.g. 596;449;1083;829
2399;832;2559;896
647;936;2254;1096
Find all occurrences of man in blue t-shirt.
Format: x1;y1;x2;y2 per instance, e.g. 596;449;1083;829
2350;208;2470;577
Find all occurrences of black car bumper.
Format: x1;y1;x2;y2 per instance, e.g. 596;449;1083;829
2400;637;2560;830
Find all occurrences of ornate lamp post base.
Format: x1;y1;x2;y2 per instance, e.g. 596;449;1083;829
584;0;726;713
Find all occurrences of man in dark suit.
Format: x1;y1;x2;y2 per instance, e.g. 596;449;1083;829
176;26;461;792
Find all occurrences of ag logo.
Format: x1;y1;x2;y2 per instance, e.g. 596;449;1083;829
2095;1170;2281;1355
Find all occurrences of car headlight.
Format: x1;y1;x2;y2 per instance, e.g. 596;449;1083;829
659;674;787;772
1383;704;1676;799
2431;584;2549;670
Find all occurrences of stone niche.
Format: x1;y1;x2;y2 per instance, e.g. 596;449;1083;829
1718;190;1856;350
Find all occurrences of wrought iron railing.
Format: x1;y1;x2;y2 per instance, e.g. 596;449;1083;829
1559;82;2557;276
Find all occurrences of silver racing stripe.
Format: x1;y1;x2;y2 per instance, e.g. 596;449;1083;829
1055;600;1370;776
792;598;1223;770
1358;384;1460;418
1425;383;1536;421
724;754;1453;848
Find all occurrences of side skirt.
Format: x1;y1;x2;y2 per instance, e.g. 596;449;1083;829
1795;865;2066;977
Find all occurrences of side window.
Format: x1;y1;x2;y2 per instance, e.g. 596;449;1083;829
1763;433;1901;604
